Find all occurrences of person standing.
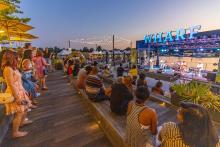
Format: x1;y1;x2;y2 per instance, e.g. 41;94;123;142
43;48;52;72
33;50;49;90
2;50;33;138
21;49;39;106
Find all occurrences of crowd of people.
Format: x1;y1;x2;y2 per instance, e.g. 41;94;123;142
62;58;220;147
0;43;53;138
2;46;219;146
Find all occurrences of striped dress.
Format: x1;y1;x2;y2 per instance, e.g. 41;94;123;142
126;104;156;147
159;122;220;147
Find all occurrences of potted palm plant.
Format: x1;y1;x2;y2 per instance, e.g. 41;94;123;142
171;81;220;122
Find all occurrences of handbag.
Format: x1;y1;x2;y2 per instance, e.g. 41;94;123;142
0;79;14;104
0;93;14;104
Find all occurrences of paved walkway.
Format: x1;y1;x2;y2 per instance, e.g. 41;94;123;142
1;71;112;147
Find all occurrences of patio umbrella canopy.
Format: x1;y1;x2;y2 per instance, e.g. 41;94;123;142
0;19;34;41
9;37;32;42
0;1;10;10
0;19;34;33
6;31;38;39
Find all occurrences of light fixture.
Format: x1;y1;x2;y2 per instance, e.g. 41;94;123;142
0;30;5;33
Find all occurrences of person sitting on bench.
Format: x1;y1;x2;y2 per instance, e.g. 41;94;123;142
126;86;158;147
152;81;164;96
77;65;92;90
107;77;133;115
85;67;109;102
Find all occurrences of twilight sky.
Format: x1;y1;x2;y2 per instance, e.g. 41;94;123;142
20;0;220;49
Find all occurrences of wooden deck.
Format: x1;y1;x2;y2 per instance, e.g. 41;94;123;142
1;71;112;147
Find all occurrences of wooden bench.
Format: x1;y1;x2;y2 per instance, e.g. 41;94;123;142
74;80;178;147
78;90;128;147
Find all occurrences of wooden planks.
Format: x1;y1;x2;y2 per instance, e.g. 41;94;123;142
1;71;112;147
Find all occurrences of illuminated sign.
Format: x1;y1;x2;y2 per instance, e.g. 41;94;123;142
144;25;201;44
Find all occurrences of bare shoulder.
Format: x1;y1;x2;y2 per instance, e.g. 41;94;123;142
143;107;156;115
127;101;135;114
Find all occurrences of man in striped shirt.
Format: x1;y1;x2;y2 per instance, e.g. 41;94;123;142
85;67;109;102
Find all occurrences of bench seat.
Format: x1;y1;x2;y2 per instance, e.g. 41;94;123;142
76;85;178;147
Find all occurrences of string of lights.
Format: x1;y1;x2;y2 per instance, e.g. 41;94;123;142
69;35;131;50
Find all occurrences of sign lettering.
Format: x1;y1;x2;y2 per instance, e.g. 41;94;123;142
144;25;201;44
